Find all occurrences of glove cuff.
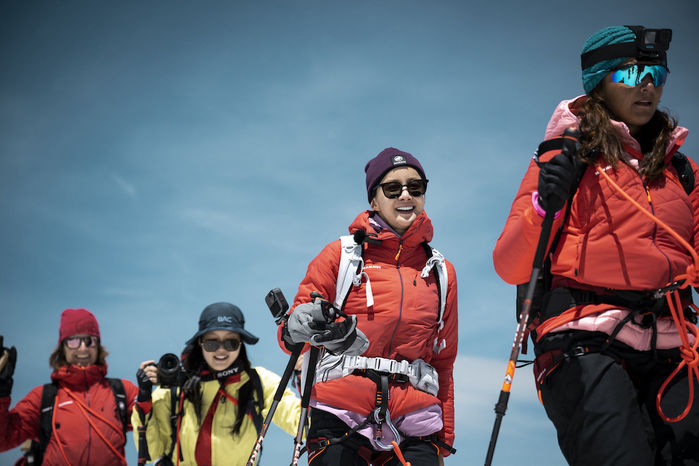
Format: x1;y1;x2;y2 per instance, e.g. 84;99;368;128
281;324;301;351
532;192;562;219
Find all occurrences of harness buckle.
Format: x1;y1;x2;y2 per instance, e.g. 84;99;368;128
639;312;657;328
566;346;587;358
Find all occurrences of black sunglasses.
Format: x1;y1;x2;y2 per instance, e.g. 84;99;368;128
200;338;241;352
63;336;99;349
378;179;428;199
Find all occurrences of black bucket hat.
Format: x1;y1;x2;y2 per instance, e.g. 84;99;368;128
185;302;259;346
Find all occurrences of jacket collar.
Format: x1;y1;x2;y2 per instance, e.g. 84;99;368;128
545;95;689;162
348;210;434;247
51;363;107;388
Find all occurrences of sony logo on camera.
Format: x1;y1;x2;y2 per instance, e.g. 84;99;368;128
218;316;232;323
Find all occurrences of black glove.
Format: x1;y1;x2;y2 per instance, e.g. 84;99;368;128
308;317;357;347
308;317;369;355
0;344;17;398
136;367;153;402
537;129;583;213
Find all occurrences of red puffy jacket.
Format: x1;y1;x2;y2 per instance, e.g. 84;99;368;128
285;210;458;451
0;364;137;466
494;96;699;339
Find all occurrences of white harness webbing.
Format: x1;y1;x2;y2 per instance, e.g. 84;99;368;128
420;247;448;354
316;353;439;397
334;235;374;311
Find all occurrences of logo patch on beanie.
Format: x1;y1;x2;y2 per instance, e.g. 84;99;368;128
392;155;407;166
218;316;232;323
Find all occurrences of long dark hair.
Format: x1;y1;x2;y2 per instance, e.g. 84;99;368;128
180;343;260;436
577;88;678;182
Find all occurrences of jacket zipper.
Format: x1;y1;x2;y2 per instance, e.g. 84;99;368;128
384;219;421;355
387;239;405;355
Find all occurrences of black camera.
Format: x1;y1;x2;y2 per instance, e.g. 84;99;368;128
265;288;289;325
157;353;188;388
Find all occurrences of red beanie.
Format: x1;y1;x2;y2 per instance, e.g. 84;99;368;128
59;308;100;343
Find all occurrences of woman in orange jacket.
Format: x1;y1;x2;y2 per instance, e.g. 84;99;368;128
493;25;698;465
280;148;458;465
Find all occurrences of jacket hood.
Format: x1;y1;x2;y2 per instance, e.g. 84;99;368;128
51;363;108;387
348;210;434;246
545;95;689;160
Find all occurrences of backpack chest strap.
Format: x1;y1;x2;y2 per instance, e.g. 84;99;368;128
315;353;439;396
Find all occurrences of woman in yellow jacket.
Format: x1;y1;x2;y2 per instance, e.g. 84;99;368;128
132;302;300;466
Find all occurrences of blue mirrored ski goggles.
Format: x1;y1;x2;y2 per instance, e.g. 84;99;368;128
609;64;668;87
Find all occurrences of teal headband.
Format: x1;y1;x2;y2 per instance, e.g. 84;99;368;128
581;26;637;94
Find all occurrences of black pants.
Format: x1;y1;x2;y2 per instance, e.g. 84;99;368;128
538;335;699;466
307;409;440;466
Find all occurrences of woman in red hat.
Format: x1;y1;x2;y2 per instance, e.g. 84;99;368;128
0;308;138;465
279;148;458;465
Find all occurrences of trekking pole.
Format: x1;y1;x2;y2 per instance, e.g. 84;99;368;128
246;345;303;465
484;207;556;466
290;345;321;466
246;289;304;466
288;291;345;466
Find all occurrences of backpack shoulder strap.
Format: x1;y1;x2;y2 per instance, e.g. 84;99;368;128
106;378;129;435
37;382;58;465
671;151;695;195
420;242;449;354
165;387;183;461
334;234;373;311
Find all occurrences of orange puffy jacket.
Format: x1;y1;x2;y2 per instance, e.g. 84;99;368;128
494;96;699;338
286;210;458;451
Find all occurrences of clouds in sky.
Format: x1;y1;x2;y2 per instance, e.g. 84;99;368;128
2;1;698;464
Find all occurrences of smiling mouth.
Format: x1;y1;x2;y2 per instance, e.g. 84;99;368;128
396;206;414;212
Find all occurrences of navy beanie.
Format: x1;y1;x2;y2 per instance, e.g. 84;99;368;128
364;148;426;201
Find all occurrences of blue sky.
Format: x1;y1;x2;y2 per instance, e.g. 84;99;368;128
2;1;698;464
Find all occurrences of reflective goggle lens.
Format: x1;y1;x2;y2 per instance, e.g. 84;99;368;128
610;64;667;87
201;339;241;352
64;336;98;349
380;179;428;199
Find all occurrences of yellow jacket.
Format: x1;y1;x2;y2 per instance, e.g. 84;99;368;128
132;366;300;465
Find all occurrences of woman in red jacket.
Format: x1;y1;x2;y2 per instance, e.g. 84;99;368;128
281;148;458;465
0;308;137;465
493;26;699;465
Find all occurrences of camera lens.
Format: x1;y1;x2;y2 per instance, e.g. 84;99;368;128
158;353;180;375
